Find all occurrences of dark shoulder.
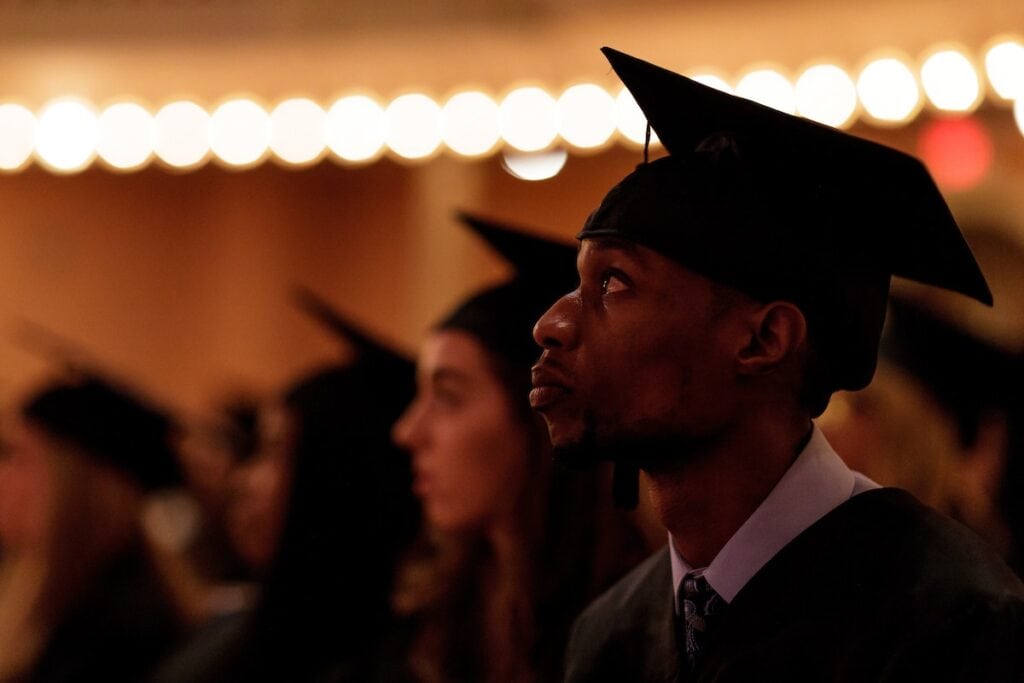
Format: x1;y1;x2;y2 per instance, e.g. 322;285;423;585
564;548;676;683
700;489;1024;681
574;547;669;628
826;488;1022;601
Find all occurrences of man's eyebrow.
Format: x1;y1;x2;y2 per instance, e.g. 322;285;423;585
585;237;645;260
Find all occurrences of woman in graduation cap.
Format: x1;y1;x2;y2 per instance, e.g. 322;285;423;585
391;213;647;683
153;289;421;682
0;372;186;682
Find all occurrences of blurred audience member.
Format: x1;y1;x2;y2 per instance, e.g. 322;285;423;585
155;292;420;682
821;227;1024;573
0;373;185;681
391;214;648;683
170;394;264;618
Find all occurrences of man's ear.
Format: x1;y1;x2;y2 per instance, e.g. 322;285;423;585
735;302;808;376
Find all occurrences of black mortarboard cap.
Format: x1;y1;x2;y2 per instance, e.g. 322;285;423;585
580;48;992;410
22;373;182;491
438;211;578;372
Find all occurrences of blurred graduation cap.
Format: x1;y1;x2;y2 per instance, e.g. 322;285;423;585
882;295;1022;449
438;210;578;372
581;48;992;415
292;285;415;380
14;323;182;491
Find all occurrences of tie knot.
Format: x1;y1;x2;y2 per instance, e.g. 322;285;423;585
681;572;720;614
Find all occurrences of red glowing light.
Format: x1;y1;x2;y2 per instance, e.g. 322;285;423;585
916;117;993;191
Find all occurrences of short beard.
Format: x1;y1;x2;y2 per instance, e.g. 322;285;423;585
551;411;697;473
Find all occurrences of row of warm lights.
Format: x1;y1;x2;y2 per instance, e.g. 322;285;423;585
1;37;1023;175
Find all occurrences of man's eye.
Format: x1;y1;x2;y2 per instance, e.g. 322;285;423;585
601;272;629;295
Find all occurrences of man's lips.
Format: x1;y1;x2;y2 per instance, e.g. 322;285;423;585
530;365;572;410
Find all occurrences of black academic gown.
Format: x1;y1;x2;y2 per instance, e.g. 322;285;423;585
564;488;1024;683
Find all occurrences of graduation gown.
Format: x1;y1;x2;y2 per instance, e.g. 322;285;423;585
564;488;1024;682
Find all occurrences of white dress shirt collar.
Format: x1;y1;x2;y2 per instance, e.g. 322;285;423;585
670;424;878;609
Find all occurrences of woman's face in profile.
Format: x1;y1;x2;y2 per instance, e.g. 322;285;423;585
393;330;532;533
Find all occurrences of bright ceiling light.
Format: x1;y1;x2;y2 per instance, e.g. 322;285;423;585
385;93;442;160
441;91;501;157
325;95;385;163
614;87;659;146
795;64;858;128
0;104;37;171
984;38;1024;100
690;74;733;94
97;102;155;171
35;99;99;173
209;98;270;167
857;56;921;124
500;87;559;152
502;148;568;181
558;83;616;150
920;48;981;112
735;68;796;114
269;98;326;166
154;100;211;169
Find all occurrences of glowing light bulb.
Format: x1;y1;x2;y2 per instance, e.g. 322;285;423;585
35;99;99;173
210;99;270;167
502;149;568;181
614;87;659;146
385;93;442;160
97;102;155;170
920;48;981;112
270;98;326;166
0;104;36;171
441;91;501;157
325;95;385;163
558;83;616;150
735;69;796;114
857;56;921;124
154;100;210;169
500;87;559;152
984;38;1024;100
795;64;858;128
690;74;733;94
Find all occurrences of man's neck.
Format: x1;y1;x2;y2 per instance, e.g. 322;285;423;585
647;413;812;569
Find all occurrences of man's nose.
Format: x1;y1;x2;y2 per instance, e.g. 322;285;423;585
533;291;580;351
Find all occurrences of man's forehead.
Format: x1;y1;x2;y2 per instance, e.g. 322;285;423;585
579;236;646;260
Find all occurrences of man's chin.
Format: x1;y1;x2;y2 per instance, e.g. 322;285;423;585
551;425;692;472
551;440;604;469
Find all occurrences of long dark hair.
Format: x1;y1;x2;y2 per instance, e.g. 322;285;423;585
231;360;421;681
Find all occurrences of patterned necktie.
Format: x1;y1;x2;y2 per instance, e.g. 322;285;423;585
679;572;724;675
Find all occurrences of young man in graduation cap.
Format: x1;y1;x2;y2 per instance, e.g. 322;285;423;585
530;48;1024;682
